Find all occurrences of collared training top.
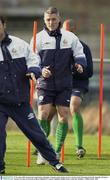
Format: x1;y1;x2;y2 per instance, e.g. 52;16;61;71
0;34;41;104
30;28;87;91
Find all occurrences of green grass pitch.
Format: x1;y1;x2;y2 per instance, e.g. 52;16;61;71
4;131;110;176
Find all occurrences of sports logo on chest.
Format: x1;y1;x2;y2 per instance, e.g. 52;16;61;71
11;47;22;57
42;41;50;48
12;48;17;54
62;39;68;47
42;41;55;49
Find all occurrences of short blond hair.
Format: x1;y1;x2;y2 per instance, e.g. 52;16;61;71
44;7;60;16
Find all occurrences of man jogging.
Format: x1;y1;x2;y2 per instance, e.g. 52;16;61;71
30;7;87;164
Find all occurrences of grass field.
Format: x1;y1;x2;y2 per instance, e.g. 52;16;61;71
4;131;110;176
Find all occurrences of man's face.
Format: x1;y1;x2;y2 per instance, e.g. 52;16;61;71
0;20;6;41
44;13;60;31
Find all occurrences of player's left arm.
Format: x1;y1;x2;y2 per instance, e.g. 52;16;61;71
72;36;87;73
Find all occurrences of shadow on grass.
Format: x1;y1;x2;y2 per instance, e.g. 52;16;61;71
66;153;110;160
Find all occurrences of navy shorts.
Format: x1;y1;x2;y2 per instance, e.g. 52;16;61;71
37;89;71;107
71;88;87;100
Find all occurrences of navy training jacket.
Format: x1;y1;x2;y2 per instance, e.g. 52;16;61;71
30;29;87;91
0;34;41;104
72;41;93;91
